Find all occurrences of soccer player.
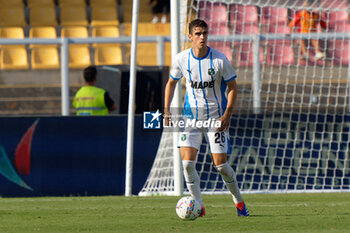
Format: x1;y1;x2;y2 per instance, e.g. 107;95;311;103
164;19;249;217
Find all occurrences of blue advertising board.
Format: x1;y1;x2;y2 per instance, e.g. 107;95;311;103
227;113;350;192
1;113;348;197
0;116;161;197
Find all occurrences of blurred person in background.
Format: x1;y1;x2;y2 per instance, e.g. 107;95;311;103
150;0;170;23
289;0;327;61
73;66;116;116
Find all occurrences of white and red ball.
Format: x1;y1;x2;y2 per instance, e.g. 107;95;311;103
175;196;201;220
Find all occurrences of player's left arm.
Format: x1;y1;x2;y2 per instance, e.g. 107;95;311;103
105;92;117;112
217;79;237;131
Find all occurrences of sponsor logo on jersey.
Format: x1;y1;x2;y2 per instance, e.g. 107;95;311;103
190;80;215;89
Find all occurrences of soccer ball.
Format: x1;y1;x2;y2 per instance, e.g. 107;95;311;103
175;196;201;220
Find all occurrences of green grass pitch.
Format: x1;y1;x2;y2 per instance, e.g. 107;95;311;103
0;192;349;233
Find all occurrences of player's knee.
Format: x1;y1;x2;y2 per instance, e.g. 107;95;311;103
216;162;235;183
182;160;196;173
182;160;198;183
215;162;229;174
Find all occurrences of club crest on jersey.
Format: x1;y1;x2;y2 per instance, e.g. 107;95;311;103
208;68;215;76
181;134;187;141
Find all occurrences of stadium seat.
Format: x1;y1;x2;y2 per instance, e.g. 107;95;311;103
127;42;171;66
265;24;294;66
208;22;230;37
208;44;232;62
27;0;55;7
94;46;122;65
133;43;156;65
0;47;29;70
29;26;56;49
234;42;264;67
0;0;24;7
90;0;117;7
123;22;171;36
0;8;27;27
261;7;288;25
234;23;260;46
0;27;25;40
90;7;119;26
31;47;60;69
61;26;91;68
328;40;349;66
92;26;122;65
60;7;88;27
61;26;88;38
265;23;291;44
29;7;58;27
320;0;348;29
235;23;260;34
320;0;348;9
67;46;91;68
266;43;294;66
328;20;350;33
58;0;86;7
201;2;230;49
163;43;172;67
139;23;170;35
29;27;59;69
92;26;120;37
199;2;228;24
92;26;120;45
0;28;28;70
234;24;263;67
207;22;232;59
29;26;57;39
322;11;348;30
123;22;171;66
230;4;258;24
328;23;350;66
266;23;290;34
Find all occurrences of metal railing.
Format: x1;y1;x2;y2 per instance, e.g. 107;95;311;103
0;32;349;115
0;36;171;115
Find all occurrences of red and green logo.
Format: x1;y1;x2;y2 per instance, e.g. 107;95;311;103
0;119;39;191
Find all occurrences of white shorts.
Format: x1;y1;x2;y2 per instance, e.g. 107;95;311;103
178;126;230;154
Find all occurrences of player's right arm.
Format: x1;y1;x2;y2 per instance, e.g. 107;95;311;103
165;52;183;126
164;77;178;126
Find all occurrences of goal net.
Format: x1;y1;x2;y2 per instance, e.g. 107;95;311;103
139;0;350;196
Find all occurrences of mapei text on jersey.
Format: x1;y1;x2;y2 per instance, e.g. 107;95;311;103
190;80;215;89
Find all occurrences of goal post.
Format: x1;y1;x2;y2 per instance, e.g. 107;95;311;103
139;0;350;196
170;0;185;196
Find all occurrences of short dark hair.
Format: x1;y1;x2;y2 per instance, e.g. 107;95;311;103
189;19;208;34
83;66;97;82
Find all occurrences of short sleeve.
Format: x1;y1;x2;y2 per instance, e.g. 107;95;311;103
169;54;183;80
104;92;115;109
222;57;237;83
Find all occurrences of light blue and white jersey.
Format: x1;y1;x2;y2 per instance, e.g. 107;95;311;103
170;47;237;120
